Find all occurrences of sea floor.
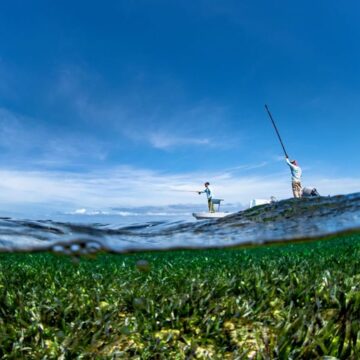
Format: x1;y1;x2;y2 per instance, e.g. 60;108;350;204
1;234;360;359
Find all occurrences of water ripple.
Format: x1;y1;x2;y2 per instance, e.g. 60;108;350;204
0;193;359;253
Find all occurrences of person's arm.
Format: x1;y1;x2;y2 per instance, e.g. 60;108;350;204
286;158;296;169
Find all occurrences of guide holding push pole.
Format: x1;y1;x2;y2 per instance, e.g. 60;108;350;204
264;105;303;198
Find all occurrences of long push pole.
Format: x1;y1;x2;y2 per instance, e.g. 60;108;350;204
264;104;289;158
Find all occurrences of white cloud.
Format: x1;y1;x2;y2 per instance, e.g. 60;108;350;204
0;107;108;168
51;67;234;150
0;165;358;216
307;177;360;196
121;103;235;150
147;132;210;149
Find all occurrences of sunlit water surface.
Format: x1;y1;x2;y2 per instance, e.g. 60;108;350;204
0;193;359;254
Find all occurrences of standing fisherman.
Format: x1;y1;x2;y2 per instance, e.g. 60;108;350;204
286;157;302;198
198;182;215;212
264;105;305;199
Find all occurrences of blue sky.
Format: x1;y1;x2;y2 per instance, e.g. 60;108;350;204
0;0;359;214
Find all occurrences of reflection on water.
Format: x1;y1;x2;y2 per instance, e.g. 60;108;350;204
0;192;359;253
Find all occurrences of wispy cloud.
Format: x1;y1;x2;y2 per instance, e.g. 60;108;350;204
222;161;271;174
0;107;108;169
51;66;237;150
0;165;358;216
121;103;236;150
148;132;210;149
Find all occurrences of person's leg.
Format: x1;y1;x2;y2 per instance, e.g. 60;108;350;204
292;181;301;198
294;182;302;198
208;199;211;212
297;182;303;198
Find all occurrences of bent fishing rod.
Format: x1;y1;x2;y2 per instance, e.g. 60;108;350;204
264;104;289;158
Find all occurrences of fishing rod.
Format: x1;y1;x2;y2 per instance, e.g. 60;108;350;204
171;189;200;193
264;104;289;158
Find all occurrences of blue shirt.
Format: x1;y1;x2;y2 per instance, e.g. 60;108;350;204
200;187;213;199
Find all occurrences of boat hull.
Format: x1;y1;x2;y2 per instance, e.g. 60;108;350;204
192;212;232;220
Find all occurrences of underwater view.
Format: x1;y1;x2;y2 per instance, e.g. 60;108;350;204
1;193;360;358
2;0;360;358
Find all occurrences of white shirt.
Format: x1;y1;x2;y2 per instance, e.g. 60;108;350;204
286;159;302;182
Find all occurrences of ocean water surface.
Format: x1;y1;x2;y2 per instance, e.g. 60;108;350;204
0;192;359;254
1;193;360;358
